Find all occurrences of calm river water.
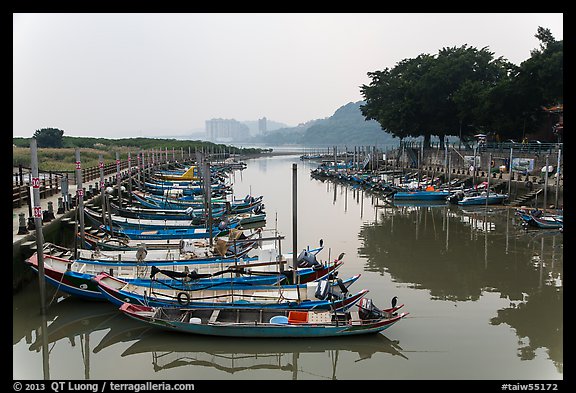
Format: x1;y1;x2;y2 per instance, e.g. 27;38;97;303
13;154;563;382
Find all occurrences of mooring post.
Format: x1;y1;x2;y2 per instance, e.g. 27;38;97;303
75;148;85;251
292;163;298;286
205;161;213;247
555;147;561;208
44;201;55;222
99;154;106;224
31;138;48;314
543;155;549;212
17;212;28;235
486;153;492;210
127;152;133;204
116;152;123;208
57;197;64;214
508;147;513;197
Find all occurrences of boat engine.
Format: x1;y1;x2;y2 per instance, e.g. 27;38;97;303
315;279;330;300
297;250;322;270
357;298;384;320
448;190;464;203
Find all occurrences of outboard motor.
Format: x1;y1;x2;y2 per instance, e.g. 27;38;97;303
357;298;384;320
297;249;321;269
315;280;330;300
448;190;464;203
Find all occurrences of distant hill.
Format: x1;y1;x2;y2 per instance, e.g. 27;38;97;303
252;101;399;147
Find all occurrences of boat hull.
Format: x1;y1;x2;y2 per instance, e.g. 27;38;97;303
393;191;451;201
120;303;408;338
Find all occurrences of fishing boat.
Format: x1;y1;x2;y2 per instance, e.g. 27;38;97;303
143;179;231;197
25;241;340;300
516;208;563;229
93;269;366;311
151;165;199;181
107;201;229;222
453;191;508;206
91;219;238;240
80;225;260;250
131;190;264;213
390;186;451;201
80;230;262;261
118;297;408;338
84;204;265;231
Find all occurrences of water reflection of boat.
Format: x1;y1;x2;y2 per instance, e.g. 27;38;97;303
28;296;117;352
121;330;408;376
92;313;154;353
390;200;448;208
26;295;155;355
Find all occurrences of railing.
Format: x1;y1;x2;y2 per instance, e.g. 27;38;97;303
12;158;194;210
12;172;62;209
479;141;561;155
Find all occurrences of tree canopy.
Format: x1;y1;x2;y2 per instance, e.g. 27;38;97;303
33;128;65;148
360;27;562;147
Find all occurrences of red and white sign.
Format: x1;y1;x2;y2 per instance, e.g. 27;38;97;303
33;206;42;219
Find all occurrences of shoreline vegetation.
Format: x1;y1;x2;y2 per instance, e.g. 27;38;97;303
12;136;280;172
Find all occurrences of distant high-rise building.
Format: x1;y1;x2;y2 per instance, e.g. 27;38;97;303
205;118;250;142
258;117;267;135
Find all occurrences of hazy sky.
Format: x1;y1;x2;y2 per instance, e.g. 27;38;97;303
13;13;563;139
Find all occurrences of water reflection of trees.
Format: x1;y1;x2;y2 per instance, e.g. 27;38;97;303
358;205;563;371
490;285;563;372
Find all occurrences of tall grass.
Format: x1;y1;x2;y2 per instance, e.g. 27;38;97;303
12;146;140;172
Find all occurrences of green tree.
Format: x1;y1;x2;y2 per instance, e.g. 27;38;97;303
360;27;562;146
33;128;64;148
361;45;513;148
360;54;437;146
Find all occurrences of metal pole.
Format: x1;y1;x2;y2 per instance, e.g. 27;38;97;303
31;138;48;314
292;163;298;285
116;152;122;208
555;146;561;208
543;155;549;212
508;147;513;197
127;152;132;204
99;155;105;224
472;146;477;186
205;161;213;246
136;151;141;189
485;153;492;210
444;142;448;178
447;152;451;192
75;148;85;251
